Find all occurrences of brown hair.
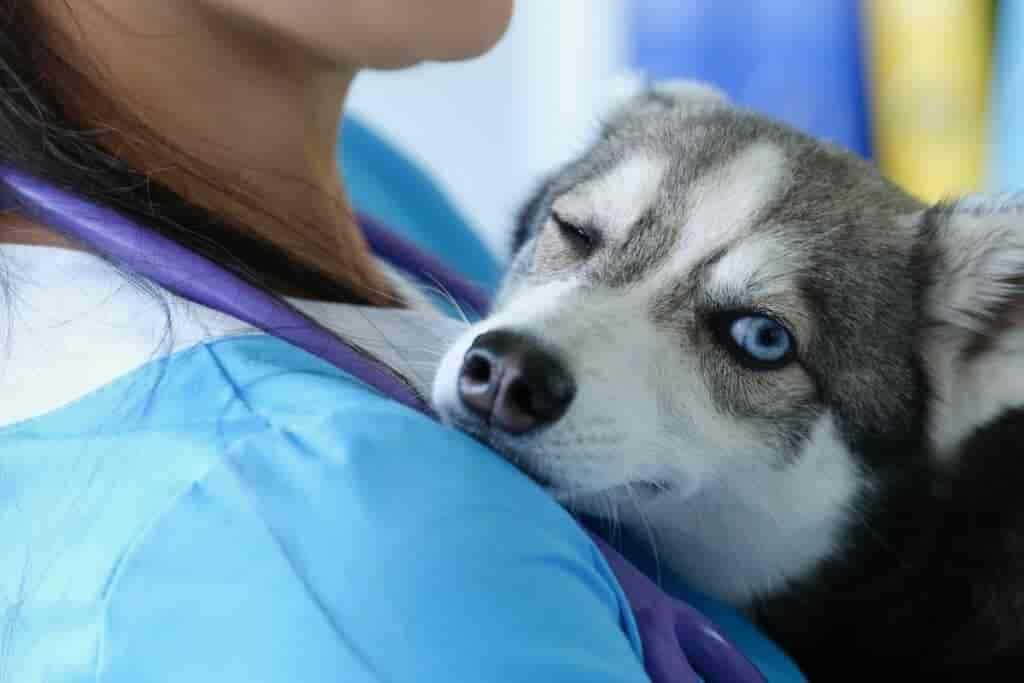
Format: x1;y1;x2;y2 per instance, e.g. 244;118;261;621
1;1;400;306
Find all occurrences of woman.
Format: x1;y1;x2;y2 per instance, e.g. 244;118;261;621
0;2;803;681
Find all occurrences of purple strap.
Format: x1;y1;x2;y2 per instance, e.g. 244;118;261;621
591;534;767;683
0;167;428;413
0;166;766;683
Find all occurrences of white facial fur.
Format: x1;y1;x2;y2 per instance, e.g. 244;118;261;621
432;142;866;604
433;83;1024;608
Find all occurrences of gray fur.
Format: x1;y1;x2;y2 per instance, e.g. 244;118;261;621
517;89;927;438
432;80;1024;676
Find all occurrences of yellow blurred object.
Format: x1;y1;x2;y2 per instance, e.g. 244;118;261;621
864;0;993;202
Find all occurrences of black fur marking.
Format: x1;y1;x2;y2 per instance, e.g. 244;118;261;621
755;408;1024;680
502;89;1024;679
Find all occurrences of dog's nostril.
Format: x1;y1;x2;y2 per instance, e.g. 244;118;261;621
533;374;576;419
458;348;499;420
463;353;492;384
506;378;532;414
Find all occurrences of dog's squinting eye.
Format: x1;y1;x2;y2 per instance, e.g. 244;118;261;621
551;212;596;255
713;313;796;370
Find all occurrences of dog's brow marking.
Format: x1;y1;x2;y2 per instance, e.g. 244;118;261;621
649;143;788;317
557;154;668;237
669;142;788;277
710;233;799;300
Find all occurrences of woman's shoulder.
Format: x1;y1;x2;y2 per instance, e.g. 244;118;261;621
0;122;651;681
2;325;649;681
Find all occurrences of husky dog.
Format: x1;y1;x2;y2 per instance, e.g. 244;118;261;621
431;81;1024;679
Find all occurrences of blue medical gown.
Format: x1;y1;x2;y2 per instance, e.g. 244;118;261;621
0;117;805;681
2;334;651;681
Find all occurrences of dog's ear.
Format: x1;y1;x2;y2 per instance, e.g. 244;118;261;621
600;79;730;137
916;194;1024;454
919;194;1024;341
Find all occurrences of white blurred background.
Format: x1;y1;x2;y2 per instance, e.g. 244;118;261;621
348;1;634;255
348;0;1006;257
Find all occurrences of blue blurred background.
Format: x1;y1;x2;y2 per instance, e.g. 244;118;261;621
349;0;1019;255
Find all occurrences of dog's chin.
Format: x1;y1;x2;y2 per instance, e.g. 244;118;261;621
553;480;671;512
435;404;491;442
435;404;560;488
434;403;531;458
435;402;674;511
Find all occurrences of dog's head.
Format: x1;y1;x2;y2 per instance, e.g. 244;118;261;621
431;82;1024;603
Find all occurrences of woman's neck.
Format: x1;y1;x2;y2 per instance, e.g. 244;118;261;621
10;0;393;301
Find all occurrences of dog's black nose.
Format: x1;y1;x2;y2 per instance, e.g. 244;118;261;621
458;329;575;434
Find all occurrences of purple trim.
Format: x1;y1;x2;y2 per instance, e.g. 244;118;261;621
359;213;491;316
0;165;768;683
0;167;428;413
591;533;768;683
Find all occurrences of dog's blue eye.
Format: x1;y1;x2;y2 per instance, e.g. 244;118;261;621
726;315;794;368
